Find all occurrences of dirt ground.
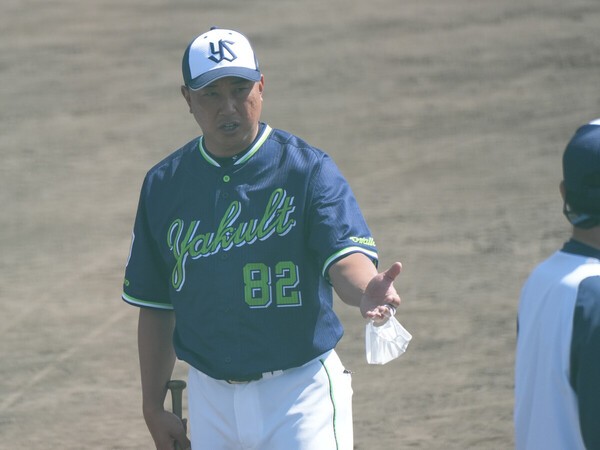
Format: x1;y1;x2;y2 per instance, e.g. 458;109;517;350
1;0;599;448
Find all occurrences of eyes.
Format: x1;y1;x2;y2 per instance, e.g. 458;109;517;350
200;84;252;99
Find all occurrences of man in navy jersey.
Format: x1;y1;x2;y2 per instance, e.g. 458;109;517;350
122;28;404;450
515;119;600;449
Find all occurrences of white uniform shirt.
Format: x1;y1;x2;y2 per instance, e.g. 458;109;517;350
515;240;600;450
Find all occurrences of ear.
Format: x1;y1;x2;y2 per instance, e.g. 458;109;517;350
181;85;193;112
560;181;566;201
257;75;265;97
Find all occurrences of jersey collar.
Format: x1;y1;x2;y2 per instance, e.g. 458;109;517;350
562;238;600;260
198;124;272;168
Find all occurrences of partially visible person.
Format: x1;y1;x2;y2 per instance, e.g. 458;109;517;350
515;118;600;449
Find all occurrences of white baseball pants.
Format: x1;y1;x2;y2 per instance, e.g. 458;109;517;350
187;349;354;450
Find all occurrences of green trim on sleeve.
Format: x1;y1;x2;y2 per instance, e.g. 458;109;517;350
122;292;174;310
322;247;379;278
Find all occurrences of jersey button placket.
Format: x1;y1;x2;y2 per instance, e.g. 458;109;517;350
219;173;232;202
215;172;235;344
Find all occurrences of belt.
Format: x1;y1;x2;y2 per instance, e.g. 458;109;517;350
226;370;285;384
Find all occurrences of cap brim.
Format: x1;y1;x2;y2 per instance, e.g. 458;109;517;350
187;67;261;91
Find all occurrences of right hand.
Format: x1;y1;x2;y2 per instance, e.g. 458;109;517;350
360;262;402;323
145;409;191;450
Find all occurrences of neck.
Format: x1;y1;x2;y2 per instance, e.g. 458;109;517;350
203;123;261;158
572;227;600;250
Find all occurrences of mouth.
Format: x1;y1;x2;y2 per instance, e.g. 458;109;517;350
219;121;240;133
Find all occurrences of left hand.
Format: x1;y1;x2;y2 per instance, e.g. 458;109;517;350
360;262;402;324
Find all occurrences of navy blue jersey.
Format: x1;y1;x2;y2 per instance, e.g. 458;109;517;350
123;124;378;380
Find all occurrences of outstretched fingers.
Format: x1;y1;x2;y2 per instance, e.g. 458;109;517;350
383;262;402;281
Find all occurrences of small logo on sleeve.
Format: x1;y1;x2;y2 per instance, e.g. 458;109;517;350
349;236;376;247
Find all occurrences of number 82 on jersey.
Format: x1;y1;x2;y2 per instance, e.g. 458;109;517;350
243;261;302;308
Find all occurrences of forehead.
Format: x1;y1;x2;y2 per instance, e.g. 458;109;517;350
202;76;255;89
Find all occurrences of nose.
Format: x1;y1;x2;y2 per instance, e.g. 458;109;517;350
219;93;236;114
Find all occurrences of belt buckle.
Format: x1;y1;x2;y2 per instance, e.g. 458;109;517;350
226;373;263;384
226;379;250;384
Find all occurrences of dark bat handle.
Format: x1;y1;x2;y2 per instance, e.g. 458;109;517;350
167;379;186;418
167;380;187;450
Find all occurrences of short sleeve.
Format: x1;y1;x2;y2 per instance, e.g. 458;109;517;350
122;176;172;310
306;154;378;278
570;275;600;448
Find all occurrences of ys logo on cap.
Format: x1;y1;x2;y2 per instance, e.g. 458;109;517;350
209;40;237;63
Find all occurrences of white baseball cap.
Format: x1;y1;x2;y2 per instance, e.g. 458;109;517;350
182;28;261;91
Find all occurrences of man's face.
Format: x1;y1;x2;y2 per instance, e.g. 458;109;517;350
182;76;264;157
